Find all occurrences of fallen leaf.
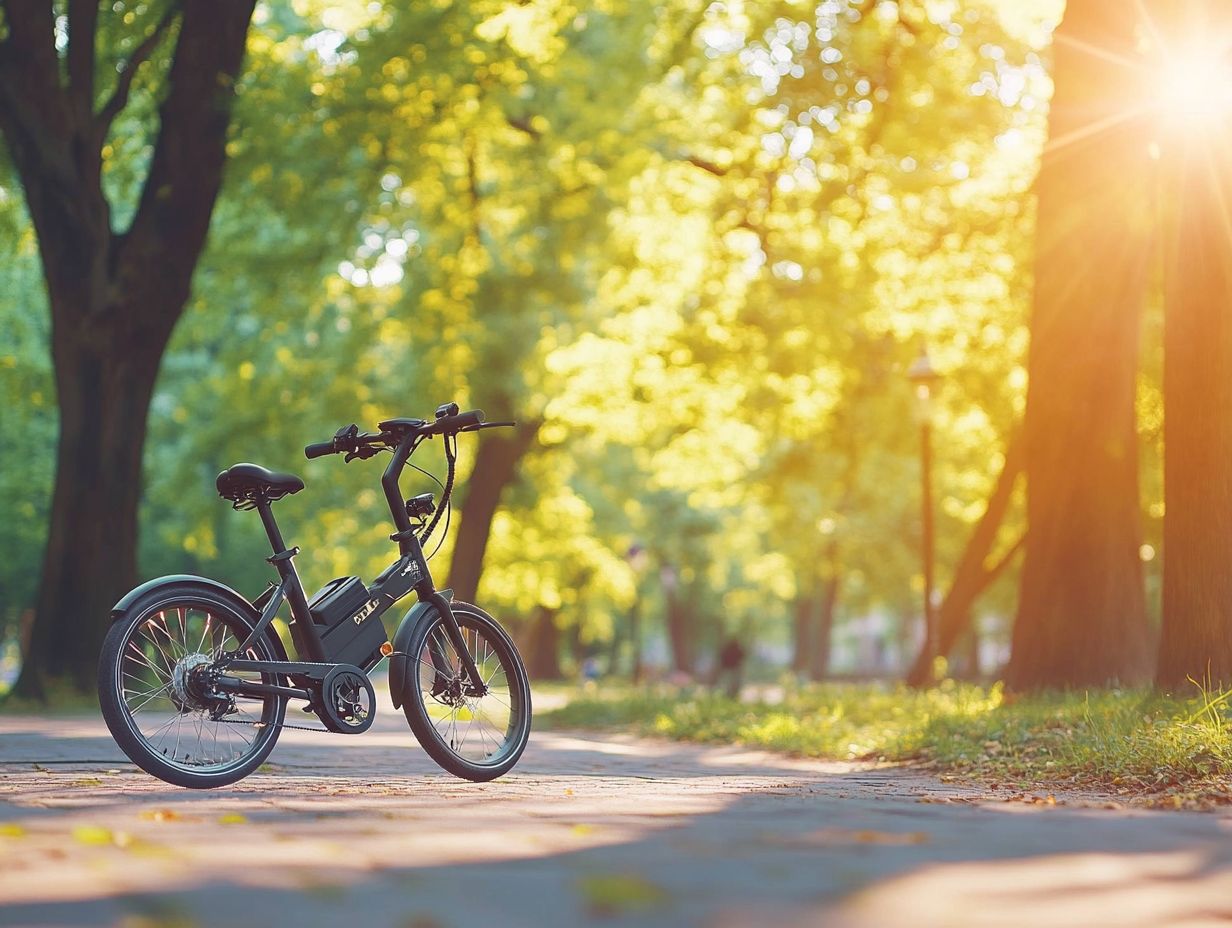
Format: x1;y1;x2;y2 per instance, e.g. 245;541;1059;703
72;825;132;847
577;874;668;916
139;809;180;822
0;823;26;838
571;823;596;836
217;813;248;825
72;825;114;845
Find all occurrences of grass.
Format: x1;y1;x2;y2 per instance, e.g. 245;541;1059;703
540;679;1232;808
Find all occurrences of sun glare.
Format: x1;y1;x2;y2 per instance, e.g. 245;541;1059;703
1155;44;1232;126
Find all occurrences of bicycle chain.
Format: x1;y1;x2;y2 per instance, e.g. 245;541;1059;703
209;650;419;734
210;656;386;733
214;716;332;733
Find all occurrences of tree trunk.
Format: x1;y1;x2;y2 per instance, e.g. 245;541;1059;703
1156;0;1232;689
791;595;816;675
664;579;694;675
906;433;1023;686
0;0;257;698
808;576;839;681
1005;1;1154;690
21;327;164;692
525;605;562;680
446;421;538;603
628;597;643;683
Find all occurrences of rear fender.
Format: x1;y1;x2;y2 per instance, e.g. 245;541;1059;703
110;574;291;663
388;590;453;709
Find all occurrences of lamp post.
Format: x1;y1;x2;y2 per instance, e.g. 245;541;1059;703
908;348;941;679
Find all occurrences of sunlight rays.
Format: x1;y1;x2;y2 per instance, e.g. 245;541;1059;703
1051;32;1142;73
1043;3;1232;165
1040;105;1151;158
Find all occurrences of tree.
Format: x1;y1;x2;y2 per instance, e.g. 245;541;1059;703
1006;0;1154;690
1155;0;1232;689
905;433;1023;686
0;0;257;696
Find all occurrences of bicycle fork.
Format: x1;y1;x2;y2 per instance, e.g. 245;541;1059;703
422;590;487;696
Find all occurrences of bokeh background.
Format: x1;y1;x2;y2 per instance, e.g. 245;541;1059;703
2;0;1223;699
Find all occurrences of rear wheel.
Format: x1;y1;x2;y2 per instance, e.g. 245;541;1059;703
403;602;531;781
98;584;286;789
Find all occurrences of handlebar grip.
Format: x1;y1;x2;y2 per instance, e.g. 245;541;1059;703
453;410;484;430
304;441;336;459
424;409;484;435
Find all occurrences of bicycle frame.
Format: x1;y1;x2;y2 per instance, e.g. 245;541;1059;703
216;428;485;704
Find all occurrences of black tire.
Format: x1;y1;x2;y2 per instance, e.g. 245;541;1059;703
98;583;286;789
403;602;531;781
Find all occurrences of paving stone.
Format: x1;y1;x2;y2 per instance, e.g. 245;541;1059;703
2;702;1231;927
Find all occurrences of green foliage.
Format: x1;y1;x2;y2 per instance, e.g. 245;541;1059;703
5;0;1149;683
0;188;53;632
543;681;1232;805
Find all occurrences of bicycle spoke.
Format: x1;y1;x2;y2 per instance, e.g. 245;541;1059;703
417;617;522;766
126;682;175;714
144;625;178;678
126;642;170;681
115;603;280;775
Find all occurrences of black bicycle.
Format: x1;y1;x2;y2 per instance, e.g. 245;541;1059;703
98;403;531;789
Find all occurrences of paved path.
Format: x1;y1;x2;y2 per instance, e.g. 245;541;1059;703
3;697;1232;927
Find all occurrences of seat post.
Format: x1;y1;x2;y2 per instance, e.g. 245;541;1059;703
255;497;287;555
253;495;322;659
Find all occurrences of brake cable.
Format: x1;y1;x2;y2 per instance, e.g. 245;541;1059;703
418;433;456;550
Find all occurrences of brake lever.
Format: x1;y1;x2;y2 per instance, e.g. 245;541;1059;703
344;445;382;463
460;420;517;432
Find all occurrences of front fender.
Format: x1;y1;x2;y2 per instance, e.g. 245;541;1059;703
388;590;453;709
110;574;291;663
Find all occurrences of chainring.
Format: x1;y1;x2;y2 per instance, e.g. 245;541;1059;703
318;666;376;734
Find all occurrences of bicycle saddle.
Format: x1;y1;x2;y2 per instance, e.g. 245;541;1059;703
216;463;305;505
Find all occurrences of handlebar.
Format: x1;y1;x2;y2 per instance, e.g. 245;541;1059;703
303;407;510;460
420;409;484;436
301;404;516;556
304;440;335;459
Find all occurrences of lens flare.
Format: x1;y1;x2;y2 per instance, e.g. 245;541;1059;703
1155;45;1232;126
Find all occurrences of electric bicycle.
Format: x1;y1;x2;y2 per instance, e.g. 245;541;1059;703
98;403;531;788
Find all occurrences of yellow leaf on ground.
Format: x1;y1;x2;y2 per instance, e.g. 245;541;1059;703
72;825;114;845
72;825;132;847
577;874;668;916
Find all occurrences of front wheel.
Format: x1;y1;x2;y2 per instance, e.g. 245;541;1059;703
98;584;286;789
403;602;531;781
